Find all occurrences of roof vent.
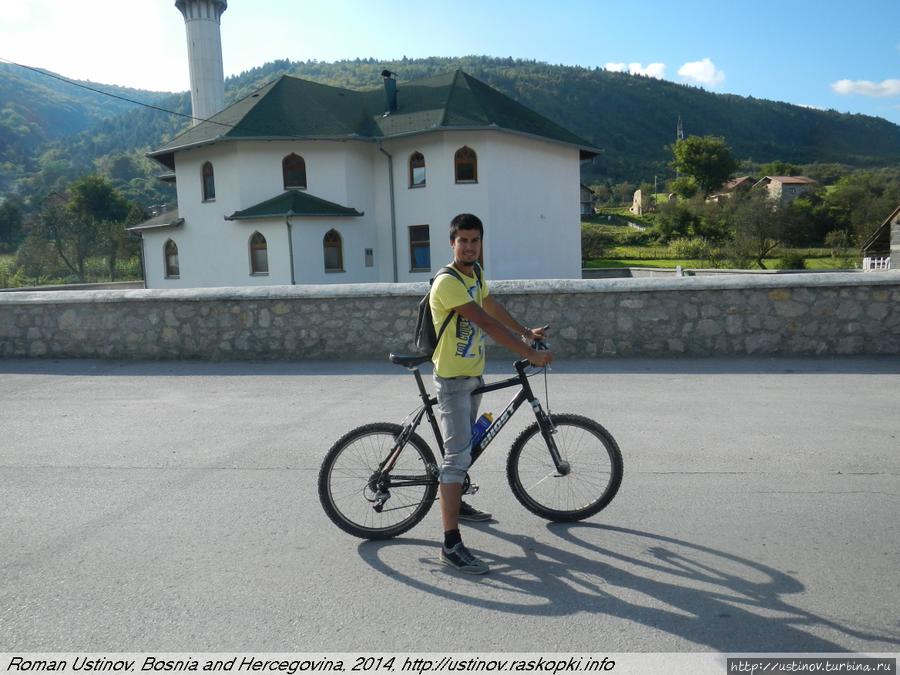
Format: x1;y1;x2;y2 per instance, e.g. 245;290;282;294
382;70;398;115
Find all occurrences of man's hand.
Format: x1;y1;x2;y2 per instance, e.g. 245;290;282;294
524;324;550;343
527;348;553;367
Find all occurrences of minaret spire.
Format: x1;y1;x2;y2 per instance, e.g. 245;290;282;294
175;0;227;125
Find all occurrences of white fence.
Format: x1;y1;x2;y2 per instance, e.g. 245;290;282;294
863;256;891;271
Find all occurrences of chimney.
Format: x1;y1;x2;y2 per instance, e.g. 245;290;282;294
382;70;398;115
176;0;228;125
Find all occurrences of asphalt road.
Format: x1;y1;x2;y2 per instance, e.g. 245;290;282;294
1;357;898;653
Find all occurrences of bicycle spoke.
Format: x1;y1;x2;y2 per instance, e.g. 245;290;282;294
510;415;621;518
320;425;438;538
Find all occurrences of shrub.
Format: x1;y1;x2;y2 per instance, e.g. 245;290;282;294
668;236;711;260
774;251;807;270
655;201;700;241
668;177;698;199
581;225;612;260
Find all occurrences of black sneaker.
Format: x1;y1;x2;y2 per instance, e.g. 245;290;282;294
459;500;492;522
440;542;490;574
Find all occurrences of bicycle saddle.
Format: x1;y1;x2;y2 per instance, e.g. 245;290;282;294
389;353;432;368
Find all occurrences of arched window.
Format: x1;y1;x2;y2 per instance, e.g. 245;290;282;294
249;232;268;275
282;153;307;189
201;161;215;201
409;151;426;187
323;229;343;272
164;240;180;278
454;146;477;183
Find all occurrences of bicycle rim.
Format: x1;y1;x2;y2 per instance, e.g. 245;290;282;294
508;414;622;521
320;424;438;539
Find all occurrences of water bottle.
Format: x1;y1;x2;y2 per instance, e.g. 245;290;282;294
470;412;494;448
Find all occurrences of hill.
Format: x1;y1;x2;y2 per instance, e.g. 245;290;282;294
3;56;900;210
0;62;172;186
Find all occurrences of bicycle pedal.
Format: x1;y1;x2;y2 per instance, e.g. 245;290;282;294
464;483;479;496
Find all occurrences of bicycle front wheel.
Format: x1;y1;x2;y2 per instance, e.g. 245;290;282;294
507;413;623;522
318;422;439;540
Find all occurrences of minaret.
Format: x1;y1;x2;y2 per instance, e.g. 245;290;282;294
175;0;227;125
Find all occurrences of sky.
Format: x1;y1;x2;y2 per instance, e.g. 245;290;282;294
2;0;900;125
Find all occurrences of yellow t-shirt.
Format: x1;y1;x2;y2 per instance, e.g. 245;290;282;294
430;264;490;378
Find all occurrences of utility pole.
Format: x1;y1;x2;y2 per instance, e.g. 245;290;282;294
675;115;684;179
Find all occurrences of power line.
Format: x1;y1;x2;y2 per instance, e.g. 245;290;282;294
0;56;236;131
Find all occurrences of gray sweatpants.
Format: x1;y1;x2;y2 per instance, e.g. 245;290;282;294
433;375;484;484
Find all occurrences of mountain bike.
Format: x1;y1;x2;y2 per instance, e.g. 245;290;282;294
318;347;623;540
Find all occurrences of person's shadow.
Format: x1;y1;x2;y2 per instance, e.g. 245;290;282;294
357;522;900;652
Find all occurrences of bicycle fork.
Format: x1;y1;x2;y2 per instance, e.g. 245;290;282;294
534;401;570;476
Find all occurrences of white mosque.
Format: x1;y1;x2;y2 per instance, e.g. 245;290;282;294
130;0;598;288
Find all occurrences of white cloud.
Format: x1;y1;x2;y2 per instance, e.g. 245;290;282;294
677;58;725;87
830;79;900;98
604;62;666;79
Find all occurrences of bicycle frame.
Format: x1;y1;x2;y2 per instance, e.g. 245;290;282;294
379;359;568;482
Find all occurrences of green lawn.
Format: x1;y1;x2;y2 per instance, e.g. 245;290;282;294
585;259;702;269
585;257;855;270
0;253;143;288
0;254;13;287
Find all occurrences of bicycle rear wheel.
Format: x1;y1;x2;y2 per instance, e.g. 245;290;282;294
507;413;623;522
318;422;439;539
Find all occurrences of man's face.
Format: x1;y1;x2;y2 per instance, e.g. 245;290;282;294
450;229;482;267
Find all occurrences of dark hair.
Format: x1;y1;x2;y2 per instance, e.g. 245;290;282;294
449;213;484;242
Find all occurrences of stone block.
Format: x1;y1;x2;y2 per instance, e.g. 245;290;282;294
835;301;862;320
696;319;721;336
745;333;779;354
866;303;889;321
773;300;807;318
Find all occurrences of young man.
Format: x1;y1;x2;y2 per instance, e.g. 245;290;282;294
430;213;553;574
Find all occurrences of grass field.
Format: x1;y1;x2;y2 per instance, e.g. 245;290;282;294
584;257;854;270
581;218;857;270
0;253;142;288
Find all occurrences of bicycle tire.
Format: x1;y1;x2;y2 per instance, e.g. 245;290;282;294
318;422;439;540
506;413;623;522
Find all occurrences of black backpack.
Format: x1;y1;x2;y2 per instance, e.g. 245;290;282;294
415;264;483;355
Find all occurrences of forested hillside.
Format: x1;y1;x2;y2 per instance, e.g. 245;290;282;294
0;63;172;190
3;56;900;212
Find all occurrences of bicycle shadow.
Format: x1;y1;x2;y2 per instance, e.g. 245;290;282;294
356;522;900;652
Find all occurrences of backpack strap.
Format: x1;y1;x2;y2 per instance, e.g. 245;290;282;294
432;264;486;350
431;266;462;349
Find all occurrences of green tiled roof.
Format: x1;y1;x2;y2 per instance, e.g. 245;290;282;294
225;190;363;220
150;70;598;168
127;208;183;232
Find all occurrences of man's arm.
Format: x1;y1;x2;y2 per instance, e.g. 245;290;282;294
483;295;548;343
455;301;552;366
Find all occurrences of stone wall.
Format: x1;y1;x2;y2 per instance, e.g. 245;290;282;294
1;273;898;360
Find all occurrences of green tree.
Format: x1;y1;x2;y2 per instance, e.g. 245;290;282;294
758;160;800;177
722;188;790;269
68;175;133;280
35;176;134;282
671;135;739;197
612;181;635;205
822;171;900;242
14;229;62;285
668;176;698;199
0;198;24;250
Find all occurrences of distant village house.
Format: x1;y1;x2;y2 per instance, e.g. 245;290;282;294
580;183;595;216
753;175;818;206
